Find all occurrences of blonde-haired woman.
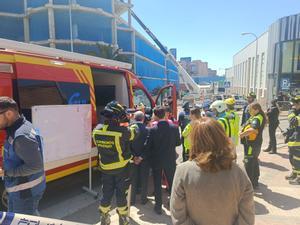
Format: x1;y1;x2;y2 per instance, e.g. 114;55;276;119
171;118;254;225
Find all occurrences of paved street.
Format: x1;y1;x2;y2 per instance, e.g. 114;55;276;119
39;113;300;225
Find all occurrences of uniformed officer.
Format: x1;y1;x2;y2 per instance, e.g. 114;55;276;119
178;102;191;161
93;101;138;225
182;107;201;161
0;97;46;215
210;100;233;138
225;98;240;147
240;102;266;188
284;95;300;185
242;92;256;126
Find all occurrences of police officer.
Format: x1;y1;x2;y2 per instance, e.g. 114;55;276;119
242;92;256;126
240;102;266;188
178;102;191;161
264;99;280;154
181;107;202;161
225;98;240;147
0;97;46;215
210;100;232;138
93;101;138;225
284;95;300;185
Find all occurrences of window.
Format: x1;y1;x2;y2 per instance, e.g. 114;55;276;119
18;79;90;121
260;53;265;96
281;41;293;73
133;88;152;108
294;40;300;72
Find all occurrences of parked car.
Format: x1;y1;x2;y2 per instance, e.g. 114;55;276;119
232;95;247;110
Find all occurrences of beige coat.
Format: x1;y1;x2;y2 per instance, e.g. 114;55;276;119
170;160;254;225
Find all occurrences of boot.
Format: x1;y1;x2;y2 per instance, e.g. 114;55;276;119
100;213;111;225
289;176;300;185
263;147;271;152
285;172;297;180
119;214;130;225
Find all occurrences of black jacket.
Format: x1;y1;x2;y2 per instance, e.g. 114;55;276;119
130;122;148;159
267;106;279;125
145;120;181;168
242;104;250;126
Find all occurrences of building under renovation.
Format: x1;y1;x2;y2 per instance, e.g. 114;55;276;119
0;0;180;92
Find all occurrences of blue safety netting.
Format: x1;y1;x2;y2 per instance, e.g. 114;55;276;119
117;29;132;52
55;43;100;55
0;0;24;13
167;70;179;82
0;16;24;41
135;35;165;66
76;0;112;13
53;0;69;5
166;59;177;72
29;11;49;41
28;0;48;8
135;56;165;79
139;78;166;92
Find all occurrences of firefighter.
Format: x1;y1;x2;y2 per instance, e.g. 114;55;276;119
93;101;138;225
284;95;300;185
181;107;202;161
225;98;240;147
210;100;232;138
240;102;266;188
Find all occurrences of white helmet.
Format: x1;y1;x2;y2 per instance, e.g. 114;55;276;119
210;100;227;113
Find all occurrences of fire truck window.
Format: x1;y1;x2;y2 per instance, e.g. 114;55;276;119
17;79;90;121
133;89;151;108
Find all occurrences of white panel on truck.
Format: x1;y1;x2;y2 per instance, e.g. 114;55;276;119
32;105;91;163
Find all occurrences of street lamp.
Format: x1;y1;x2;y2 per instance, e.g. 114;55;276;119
241;32;258;95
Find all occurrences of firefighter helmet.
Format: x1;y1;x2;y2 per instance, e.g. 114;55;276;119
101;101;127;120
210;100;227;113
225;98;236;105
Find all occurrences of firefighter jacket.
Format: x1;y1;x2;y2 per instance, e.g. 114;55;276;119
3;117;46;199
92;122;138;174
287;109;300;153
241;113;265;146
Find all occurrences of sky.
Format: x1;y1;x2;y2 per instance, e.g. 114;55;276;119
131;0;300;75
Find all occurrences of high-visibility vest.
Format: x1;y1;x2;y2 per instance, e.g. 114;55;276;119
182;123;192;152
242;114;264;142
218;117;232;137
226;110;240;146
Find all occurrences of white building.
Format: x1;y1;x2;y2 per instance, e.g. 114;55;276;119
228;13;300;108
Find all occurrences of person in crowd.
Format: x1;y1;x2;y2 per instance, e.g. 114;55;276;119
182;107;201;162
92;101;138;225
178;102;191;160
284;95;300;185
210;100;233;138
170;117;254;225
240;103;266;189
145;106;181;215
0;96;46;215
264;99;280;154
242;92;256;126
225;98;240;147
130;111;149;205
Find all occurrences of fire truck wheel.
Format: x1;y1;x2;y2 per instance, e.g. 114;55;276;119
0;185;8;211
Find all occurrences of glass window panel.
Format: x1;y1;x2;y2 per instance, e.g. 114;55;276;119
281;41;293;73
294;40;300;73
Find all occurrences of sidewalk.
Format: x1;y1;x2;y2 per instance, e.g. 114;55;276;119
104;144;300;225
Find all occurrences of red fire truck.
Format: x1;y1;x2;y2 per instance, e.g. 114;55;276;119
0;38;177;207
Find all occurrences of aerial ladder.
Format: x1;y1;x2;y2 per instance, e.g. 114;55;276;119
130;10;201;94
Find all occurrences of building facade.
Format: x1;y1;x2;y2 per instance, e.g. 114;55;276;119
228;13;300;107
0;0;178;92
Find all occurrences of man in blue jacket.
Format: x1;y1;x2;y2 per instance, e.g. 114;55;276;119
0;96;46;215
